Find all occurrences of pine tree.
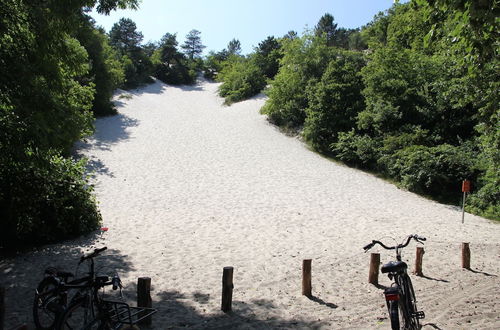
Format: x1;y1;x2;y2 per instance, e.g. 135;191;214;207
181;29;205;60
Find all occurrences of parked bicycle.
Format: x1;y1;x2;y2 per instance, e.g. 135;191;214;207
33;248;104;329
363;234;426;330
33;247;156;329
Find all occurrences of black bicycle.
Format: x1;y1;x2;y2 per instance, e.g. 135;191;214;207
34;247;156;329
363;234;426;330
33;248;104;329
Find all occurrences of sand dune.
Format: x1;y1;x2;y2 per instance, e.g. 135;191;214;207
1;79;498;329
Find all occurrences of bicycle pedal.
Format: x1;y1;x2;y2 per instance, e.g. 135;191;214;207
414;311;425;319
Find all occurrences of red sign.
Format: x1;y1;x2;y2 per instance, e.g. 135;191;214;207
462;180;471;193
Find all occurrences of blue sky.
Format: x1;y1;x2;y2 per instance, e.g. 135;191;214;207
91;0;399;55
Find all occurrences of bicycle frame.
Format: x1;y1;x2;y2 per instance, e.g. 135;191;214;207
363;235;426;330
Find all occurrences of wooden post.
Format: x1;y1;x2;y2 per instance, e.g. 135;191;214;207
462;243;470;269
302;259;312;297
414;247;424;276
221;267;234;312
137;277;152;325
368;253;380;285
0;286;4;330
461;192;467;223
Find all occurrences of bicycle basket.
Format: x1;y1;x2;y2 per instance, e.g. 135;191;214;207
102;300;156;325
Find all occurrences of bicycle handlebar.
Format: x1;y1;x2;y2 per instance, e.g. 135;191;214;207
79;247;107;264
363;235;426;252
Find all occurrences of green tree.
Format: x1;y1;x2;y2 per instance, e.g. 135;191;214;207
253;36;282;79
227;38;242;56
77;16;125;116
303;51;365;151
152;32;195;85
0;0;139;248
181;29;206;60
261;35;334;127
109;17;143;54
315;13;337;46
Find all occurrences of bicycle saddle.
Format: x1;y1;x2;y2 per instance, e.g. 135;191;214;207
44;267;74;279
381;261;407;274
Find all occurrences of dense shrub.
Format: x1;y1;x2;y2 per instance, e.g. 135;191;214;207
151;32;196;85
77;20;124;116
331;130;380;166
0;150;102;248
218;58;266;105
379;144;477;200
261;35;334;127
303;51;365;151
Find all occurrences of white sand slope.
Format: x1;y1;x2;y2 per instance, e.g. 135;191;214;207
1;79;499;329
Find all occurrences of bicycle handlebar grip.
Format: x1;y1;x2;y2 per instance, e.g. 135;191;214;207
95;246;108;254
363;242;374;251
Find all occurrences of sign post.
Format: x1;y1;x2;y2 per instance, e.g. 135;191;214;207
461;179;471;223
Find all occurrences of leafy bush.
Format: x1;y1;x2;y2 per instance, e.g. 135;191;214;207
379;144;477;200
303;51;365;151
218;58;266;105
261;35;335;127
0;150;102;248
151;32;196;85
77;20;124;116
331;130;380;166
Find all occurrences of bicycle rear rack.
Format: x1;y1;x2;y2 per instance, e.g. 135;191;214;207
103;300;157;325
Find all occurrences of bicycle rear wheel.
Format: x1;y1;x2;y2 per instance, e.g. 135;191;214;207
398;274;420;329
33;277;64;330
388;300;400;330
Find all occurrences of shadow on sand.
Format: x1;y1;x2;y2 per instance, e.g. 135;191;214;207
122;78;206;97
149;290;327;329
0;232;135;327
74;113;139;176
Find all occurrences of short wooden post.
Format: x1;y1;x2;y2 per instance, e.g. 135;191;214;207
137;277;152;325
302;259;312;297
368;253;380;285
414;247;424;276
462;243;470;269
221;267;234;312
0;286;4;330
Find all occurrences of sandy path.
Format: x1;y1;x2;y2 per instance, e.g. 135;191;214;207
1;79;499;329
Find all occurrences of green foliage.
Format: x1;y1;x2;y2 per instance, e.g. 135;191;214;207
227;38;241;56
0;0;136;248
218;57;266;105
261;1;498;219
152;32;195;85
253;36;282;79
109;17;143;54
303;51;365;151
181;29;206;60
315;13;337;46
0;150;102;248
379;144;477;200
109;17;153;89
261;35;334;127
332;130;380;166
77;16;124;116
